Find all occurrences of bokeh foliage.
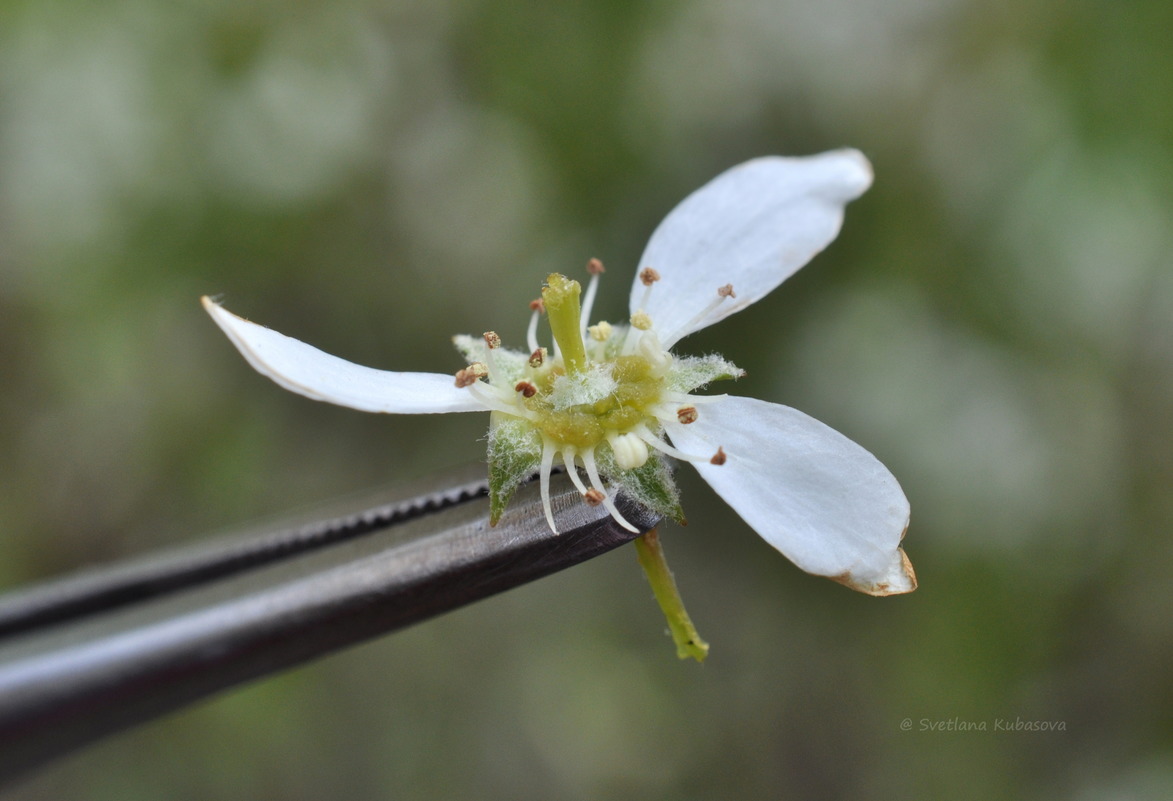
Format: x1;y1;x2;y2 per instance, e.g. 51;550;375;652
2;0;1171;798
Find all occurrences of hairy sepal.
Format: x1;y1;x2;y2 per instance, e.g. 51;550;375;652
487;413;542;524
667;354;744;394
596;448;685;525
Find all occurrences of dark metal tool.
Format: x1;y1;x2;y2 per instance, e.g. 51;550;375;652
0;465;659;784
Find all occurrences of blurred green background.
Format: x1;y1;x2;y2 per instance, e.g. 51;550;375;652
2;0;1171;798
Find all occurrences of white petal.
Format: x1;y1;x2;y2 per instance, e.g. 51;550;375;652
664;395;914;595
630;150;873;347
202;297;486;414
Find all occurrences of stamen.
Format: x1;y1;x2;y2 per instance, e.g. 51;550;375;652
630;310;652;331
633;424;710;463
560;448;591;496
634;266;660;316
514;380;537;398
528;347;545;368
526;301;543;353
454;362;488;388
619;324;642;356
467;383;536;418
710;447;727;466
482;331;502;383
587;322;612;360
579;258;605;338
580;449;639;533
663;391;725;406
668;284;736;348
636;330;672;376
583;488;605;506
676;406;698;424
587;320;612;342
540;437;558;533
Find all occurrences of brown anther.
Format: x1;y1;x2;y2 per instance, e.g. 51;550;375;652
676;406;698;425
529;347;545;368
483;331;502;349
583;488;606;506
514;380;537;398
454;363;488;387
639;267;661;286
717;284;736;298
709;446;727;466
586;257;605;275
529;298;546;313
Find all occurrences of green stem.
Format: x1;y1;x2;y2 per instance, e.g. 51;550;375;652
541;273;587;374
634;529;709;662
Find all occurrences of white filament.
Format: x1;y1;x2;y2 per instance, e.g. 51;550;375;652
539;437;558;533
580;449;638;533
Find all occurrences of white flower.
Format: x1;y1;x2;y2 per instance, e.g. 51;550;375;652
203;149;915;596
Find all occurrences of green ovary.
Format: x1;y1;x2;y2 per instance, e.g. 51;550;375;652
530;355;664;450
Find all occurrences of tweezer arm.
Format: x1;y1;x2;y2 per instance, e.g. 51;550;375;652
0;468;659;784
0;464;497;638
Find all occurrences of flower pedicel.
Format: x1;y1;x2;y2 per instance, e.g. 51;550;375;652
203;149;916;660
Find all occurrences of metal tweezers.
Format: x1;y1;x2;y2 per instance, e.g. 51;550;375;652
0;465;659;784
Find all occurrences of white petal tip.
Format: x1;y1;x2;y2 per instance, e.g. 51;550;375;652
820;148;874;202
831;545;917;596
202;294;242;329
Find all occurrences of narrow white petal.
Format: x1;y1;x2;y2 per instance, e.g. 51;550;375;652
630;150;873;346
202;297;486;414
664;395;914;595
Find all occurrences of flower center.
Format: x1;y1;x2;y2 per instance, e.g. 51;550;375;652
457;263;737;534
515;272;666;458
527;354;663;451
